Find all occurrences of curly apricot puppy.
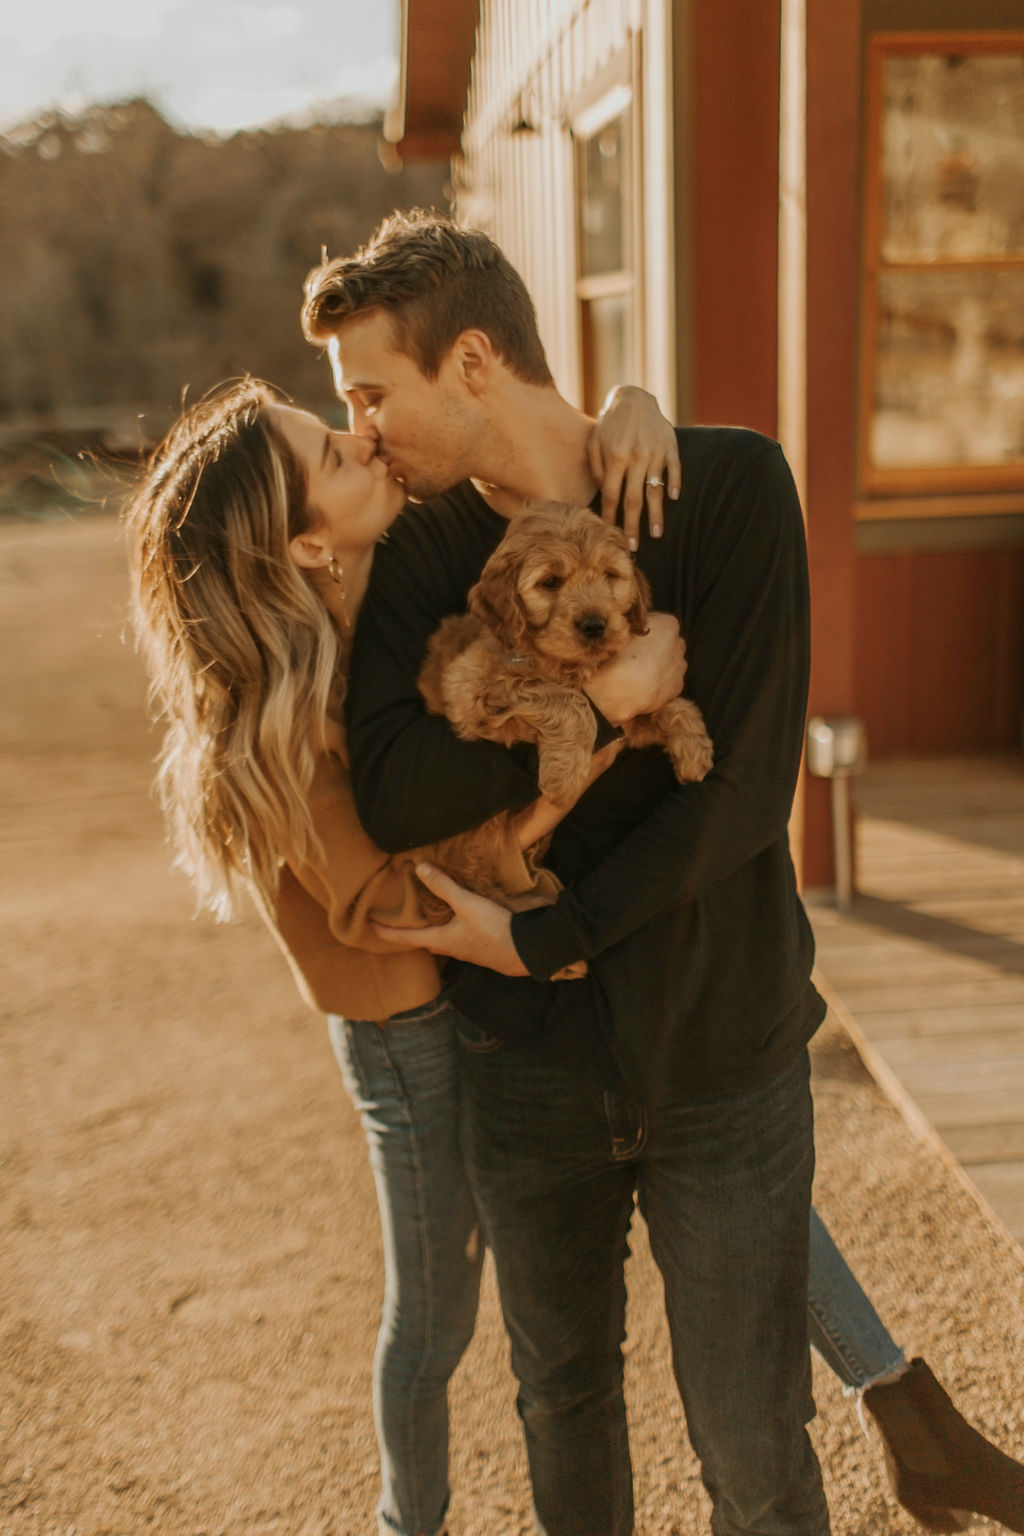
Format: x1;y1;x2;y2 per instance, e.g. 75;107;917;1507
419;502;714;809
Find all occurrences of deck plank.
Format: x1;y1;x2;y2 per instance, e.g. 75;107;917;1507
910;1090;1024;1129
808;754;1024;1252
871;1030;1024;1065
815;980;1024;1014
959;1163;1024;1243
942;1122;1024;1163
858;1005;1024;1037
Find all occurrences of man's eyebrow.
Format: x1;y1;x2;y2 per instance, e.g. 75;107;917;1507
320;432;332;471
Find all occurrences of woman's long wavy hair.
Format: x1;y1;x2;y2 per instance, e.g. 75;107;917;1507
125;379;344;919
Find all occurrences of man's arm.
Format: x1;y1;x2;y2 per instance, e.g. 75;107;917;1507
376;438;812;977
510;438;811;980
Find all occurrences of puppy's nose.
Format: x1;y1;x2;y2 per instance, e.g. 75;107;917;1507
577;613;607;640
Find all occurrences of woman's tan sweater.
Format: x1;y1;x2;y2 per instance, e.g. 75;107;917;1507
254;723;554;1024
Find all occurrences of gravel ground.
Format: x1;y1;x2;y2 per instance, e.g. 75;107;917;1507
2;514;1023;1536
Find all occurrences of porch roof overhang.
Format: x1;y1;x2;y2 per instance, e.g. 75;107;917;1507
383;0;479;160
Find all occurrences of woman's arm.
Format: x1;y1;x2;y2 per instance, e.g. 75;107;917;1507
280;748;439;950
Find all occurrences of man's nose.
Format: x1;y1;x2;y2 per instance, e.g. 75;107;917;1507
346;404;380;442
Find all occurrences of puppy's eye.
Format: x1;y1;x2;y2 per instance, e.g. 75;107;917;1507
539;574;563;590
605;569;622;582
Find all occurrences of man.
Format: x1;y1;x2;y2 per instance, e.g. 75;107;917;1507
302;211;830;1536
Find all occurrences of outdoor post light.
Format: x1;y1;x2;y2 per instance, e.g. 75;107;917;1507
805;715;867;909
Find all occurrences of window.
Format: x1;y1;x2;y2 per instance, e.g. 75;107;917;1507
860;34;1024;499
574;83;638;415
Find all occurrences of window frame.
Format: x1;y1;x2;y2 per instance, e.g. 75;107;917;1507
859;30;1024;507
571;49;644;415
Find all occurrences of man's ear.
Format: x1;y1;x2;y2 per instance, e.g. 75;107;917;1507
289;530;330;572
450;329;496;396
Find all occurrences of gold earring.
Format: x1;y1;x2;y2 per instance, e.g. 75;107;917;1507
327;555;352;635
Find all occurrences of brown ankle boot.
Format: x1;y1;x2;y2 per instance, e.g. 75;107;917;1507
863;1357;1024;1533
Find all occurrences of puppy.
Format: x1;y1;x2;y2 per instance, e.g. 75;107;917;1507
412;505;712;978
419;502;714;807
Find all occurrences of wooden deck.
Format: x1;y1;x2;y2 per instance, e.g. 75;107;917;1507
807;756;1024;1248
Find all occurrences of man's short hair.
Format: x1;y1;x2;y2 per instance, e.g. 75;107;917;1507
301;210;554;386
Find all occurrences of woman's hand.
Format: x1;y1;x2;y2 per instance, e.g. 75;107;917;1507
372;864;529;976
588;385;682;551
585;613;687;726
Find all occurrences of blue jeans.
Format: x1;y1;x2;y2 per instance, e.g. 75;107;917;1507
457;1023;831;1536
328;1002;483;1536
808;1208;904;1390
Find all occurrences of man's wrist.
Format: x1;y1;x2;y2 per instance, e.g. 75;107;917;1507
511;903;588;982
586;694;627;745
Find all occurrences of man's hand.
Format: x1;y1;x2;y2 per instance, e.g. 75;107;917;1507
373;864;529;976
587;385;682;551
584;612;686;726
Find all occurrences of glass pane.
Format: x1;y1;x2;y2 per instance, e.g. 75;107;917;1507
871;269;1024;469
582;293;630;416
881;50;1024;262
579;116;626;276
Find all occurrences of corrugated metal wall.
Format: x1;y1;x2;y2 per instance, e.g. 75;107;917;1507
456;0;676;411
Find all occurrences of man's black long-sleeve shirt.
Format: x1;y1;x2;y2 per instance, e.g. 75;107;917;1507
345;427;826;1104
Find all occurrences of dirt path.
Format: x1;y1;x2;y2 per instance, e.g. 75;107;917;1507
2;514;1023;1536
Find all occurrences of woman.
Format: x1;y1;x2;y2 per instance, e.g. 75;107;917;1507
126;377;629;1536
126;378;1024;1536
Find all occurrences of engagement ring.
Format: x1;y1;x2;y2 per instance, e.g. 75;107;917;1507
647;476;664;488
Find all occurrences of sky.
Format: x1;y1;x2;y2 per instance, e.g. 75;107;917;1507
0;0;399;136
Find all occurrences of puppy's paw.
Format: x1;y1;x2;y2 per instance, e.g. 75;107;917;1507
653;698;714;783
668;727;714;783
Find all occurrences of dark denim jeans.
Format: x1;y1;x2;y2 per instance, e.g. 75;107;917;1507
457;1025;830;1536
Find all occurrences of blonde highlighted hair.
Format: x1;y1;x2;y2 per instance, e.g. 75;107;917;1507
125;379;344;919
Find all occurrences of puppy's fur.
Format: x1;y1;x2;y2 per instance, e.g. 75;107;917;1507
414;504;713;966
419;502;713;805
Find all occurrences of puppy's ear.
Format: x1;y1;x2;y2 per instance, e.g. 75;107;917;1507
627;564;652;635
469;554;528;652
